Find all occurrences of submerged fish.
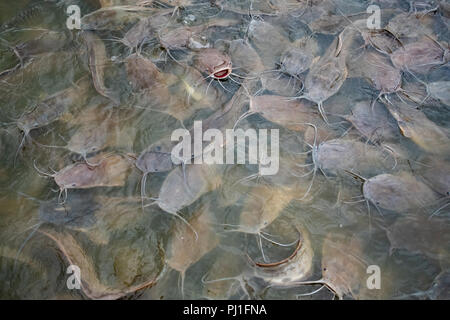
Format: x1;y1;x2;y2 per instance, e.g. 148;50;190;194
223;184;301;247
158;19;237;51
315;139;394;177
119;11;170;49
278;35;319;77
239;94;323;132
252;224;314;287
155;164;222;215
428;81;450;106
192;48;232;80
38;194;100;229
297;32;349;122
14;31;69;59
343;100;401;144
125;53;171;91
358;172;441;213
166;204;219;298
418;158;450;197
260;73;304;97
386;11;435;40
356;19;403;55
293;232;370;300
34;154;133;202
390;36;449;74
40;227;163;299
81;6;164;31
247;20;291;68
136;80;254;176
216;39;265;76
349;50;402;95
309;13;350;35
81;31;119;104
56;154;132;189
384;99;450;155
16;76;91;139
385;215;450;261
213;0;280;16
202;249;250;299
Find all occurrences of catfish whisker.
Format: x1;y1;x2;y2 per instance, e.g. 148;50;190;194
296;285;325;298
257;233;268;263
259;233;298;247
428;202;450;220
13;222;42;271
228;75;243;85
217;79;234;93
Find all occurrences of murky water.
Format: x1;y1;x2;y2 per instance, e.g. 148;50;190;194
0;0;449;300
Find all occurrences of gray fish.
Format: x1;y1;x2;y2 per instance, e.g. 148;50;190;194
358;172;441;213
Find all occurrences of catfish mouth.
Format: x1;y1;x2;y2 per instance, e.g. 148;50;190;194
213;66;231;79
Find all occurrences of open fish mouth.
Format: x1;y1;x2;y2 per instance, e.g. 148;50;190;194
212;67;231;79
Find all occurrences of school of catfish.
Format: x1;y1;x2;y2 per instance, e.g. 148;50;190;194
0;0;449;300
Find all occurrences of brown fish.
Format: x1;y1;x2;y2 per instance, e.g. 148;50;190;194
120;13;169;49
236;94;323;132
81;31;119;104
214;0;280;16
358;20;403;55
40;227;163;299
278;35;319;77
16;76;91;139
293;232;369;299
81;5;163;31
253;224;314;287
216;38;265;76
158;19;237;51
222;183;308;263
65;121;113;161
343;100;400;144
202;249;251;300
125;53;170;91
386;11;435;40
154;164;222;215
309;13;349;35
135;81;254;206
34;154;133;202
166;204;219;298
247;20;290;68
14;31;68;59
384;98;450;155
169;62;226;110
13;76;92;162
227;184;299;236
385;215;450;261
298;33;349;123
418;158;450;197
390;36;449;74
350;50;402;94
126;55;212;122
192;48;232;80
260;73;304;97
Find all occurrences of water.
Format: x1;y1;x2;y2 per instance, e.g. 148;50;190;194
0;0;449;300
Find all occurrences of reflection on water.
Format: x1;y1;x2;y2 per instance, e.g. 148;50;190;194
0;0;449;300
